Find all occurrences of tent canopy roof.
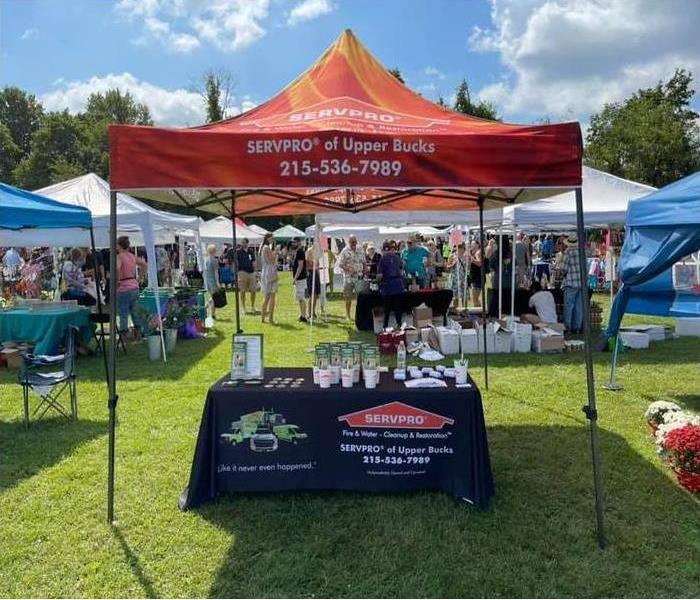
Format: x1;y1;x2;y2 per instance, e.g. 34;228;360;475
626;171;700;226
36;173;199;231
109;30;582;217
0;182;92;231
190;216;263;244
273;224;306;239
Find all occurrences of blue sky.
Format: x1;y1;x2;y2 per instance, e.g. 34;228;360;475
2;0;699;127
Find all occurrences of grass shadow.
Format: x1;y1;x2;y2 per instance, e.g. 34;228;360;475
74;330;225;382
0;417;107;494
112;526;160;598
191;426;700;597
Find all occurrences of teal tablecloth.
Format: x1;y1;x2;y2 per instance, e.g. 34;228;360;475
0;308;93;355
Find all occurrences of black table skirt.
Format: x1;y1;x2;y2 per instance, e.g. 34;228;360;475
180;368;494;510
355;289;453;331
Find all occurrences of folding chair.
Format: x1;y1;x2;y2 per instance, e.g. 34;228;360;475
19;325;78;429
90;312;127;355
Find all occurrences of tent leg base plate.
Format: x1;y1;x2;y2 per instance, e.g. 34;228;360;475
602;383;624;391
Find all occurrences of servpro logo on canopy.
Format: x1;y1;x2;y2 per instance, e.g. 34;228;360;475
240;97;451;132
338;402;454;430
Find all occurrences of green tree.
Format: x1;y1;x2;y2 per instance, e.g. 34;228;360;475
585;69;700;187
0;86;44;156
388;68;404;84
82;89;153;179
13;111;92;189
0;122;21;183
452;79;499;120
84;89;153;125
196;69;235;123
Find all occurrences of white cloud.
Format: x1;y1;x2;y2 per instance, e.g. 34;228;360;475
21;27;38;40
470;0;700;121
115;0;270;53
40;72;256;126
424;66;446;80
287;0;334;26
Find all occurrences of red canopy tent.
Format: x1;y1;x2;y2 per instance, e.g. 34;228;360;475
107;29;604;547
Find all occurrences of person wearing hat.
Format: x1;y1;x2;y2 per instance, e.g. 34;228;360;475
401;234;430;287
561;234;584;333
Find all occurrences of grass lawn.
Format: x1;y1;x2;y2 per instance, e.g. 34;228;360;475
1;272;699;598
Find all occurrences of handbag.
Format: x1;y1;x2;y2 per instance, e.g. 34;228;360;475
212;289;228;308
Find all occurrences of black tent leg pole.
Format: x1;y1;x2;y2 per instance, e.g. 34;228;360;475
107;190;118;525
575;187;606;549
478;198;488;390
89;226;109;391
230;192;242;334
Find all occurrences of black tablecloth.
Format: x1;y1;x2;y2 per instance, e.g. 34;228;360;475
355;289;453;331
179;368;493;510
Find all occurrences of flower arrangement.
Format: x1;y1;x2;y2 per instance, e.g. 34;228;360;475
661;424;700;493
162;299;195;330
644;400;682;430
646;400;700;493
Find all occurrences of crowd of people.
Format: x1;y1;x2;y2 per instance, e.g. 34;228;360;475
2;229;602;336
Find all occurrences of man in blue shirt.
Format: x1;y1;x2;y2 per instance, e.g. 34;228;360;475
542;234;554;260
401;236;430;287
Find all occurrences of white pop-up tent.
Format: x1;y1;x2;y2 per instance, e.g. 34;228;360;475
273;224;306;240
479;167;656;230
5;173;201;361
186;216;263;245
247;223;270;236
313;168;654;231
306;223;447;241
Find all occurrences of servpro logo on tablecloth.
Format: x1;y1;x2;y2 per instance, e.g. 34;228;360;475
338;402;454;430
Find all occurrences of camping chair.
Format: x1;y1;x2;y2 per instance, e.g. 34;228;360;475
90;311;127;355
18;325;79;429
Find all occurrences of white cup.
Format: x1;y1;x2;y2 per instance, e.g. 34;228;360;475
341;368;354;388
353;365;361;383
330;365;341;385
312;366;320;384
319;369;332;388
454;360;468;385
364;369;378;389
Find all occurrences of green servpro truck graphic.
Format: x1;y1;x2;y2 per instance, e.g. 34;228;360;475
220;409;307;452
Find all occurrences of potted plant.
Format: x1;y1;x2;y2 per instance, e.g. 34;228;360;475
660;423;700;493
162;300;182;352
644;400;682;433
134;308;162;361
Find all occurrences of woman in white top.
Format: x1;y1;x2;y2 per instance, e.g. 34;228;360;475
259;233;279;324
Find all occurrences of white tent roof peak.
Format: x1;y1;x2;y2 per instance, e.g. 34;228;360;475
273;224;306;239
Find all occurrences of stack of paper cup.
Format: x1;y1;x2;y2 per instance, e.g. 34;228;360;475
341;368;354;388
364;369;378;389
319;369;332;388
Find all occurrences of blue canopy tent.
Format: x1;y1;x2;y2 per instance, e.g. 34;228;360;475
0;182;110;399
0;182;93;231
607;172;700;336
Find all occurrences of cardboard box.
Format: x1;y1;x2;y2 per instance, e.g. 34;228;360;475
512;322;533;353
531;330;564;353
436;327;460;355
475;322;496;354
412;305;433;329
620;331;650;349
1;348;24;369
460;329;479;354
676;318;700;337
493;331;513;353
535;322;565;334
404;328;419;345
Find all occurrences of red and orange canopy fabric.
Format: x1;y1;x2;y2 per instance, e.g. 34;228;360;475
109;29;582;217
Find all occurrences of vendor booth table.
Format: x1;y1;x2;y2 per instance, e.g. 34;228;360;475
0;307;93;355
355;289;453;331
179;368;494;510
